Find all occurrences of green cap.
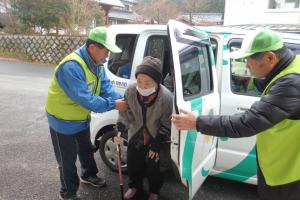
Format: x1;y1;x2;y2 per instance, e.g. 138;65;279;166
230;29;283;59
88;27;122;53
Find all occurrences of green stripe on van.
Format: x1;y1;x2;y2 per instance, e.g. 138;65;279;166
215;146;257;182
182;129;198;194
223;44;229;51
182;98;202;199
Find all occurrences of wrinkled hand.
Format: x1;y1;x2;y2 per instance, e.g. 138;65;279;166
115;99;128;112
113;132;121;145
113;136;121;145
171;109;197;130
148;149;159;162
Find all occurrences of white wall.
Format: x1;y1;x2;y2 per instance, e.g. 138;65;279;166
224;0;300;25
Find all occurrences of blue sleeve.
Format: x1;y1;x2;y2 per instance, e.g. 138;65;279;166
56;61;120;113
100;68;123;99
119;63;131;79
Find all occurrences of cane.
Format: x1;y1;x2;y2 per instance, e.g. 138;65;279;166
116;132;124;200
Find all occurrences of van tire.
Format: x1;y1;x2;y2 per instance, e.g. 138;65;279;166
99;130;128;173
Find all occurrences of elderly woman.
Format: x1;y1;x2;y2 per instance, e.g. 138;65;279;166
114;56;173;200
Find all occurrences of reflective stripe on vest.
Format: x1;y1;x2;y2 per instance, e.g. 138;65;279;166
257;56;300;186
46;52;102;121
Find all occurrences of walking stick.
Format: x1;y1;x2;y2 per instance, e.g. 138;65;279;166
116;132;124;200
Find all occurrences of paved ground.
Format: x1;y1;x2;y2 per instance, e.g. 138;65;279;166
0;59;259;200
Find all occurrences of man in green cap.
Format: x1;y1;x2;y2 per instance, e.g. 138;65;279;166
46;27;128;200
172;29;300;199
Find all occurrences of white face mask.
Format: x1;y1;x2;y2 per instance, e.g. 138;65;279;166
136;86;156;96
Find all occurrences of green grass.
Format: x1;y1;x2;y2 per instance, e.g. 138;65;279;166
0;51;30;61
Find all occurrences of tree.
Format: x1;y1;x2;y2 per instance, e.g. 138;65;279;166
10;0;104;35
36;0;70;34
10;0;37;33
63;0;104;35
136;0;225;24
10;0;69;34
135;0;180;24
205;0;225;13
0;0;19;33
181;0;225;13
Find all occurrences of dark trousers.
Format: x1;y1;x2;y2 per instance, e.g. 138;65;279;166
127;141;163;194
257;166;300;200
50;127;98;198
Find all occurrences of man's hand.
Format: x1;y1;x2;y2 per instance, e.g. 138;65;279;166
115;99;128;112
171;109;197;130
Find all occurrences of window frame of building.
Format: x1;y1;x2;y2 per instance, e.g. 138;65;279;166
269;0;300;9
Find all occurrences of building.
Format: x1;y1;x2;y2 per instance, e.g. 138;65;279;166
177;13;223;26
224;0;300;25
108;0;142;24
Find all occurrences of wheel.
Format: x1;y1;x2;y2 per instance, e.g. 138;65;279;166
99;130;128;172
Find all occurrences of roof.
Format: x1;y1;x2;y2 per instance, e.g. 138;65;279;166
108;24;166;35
223;24;300;33
197;24;300;34
95;0;124;8
177;13;223;25
109;10;142;21
196;24;300;39
107;22;300;40
121;0;138;4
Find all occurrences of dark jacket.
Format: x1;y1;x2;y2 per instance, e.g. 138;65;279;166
117;83;173;141
196;49;300;138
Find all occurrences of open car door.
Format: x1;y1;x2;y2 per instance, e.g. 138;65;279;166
168;20;220;199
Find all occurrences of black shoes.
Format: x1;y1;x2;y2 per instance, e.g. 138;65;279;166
59;176;106;199
80;176;106;187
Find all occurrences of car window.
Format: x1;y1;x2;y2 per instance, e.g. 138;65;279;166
229;42;258;96
145;36;173;92
179;45;212;100
145;36;165;61
229;40;300;97
144;35;172;77
108;34;137;79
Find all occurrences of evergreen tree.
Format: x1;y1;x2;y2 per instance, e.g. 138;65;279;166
10;0;104;34
11;0;69;34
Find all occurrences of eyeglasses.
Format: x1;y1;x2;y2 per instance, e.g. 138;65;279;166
249;52;265;60
93;43;105;50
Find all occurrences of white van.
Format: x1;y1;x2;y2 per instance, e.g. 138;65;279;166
90;20;300;199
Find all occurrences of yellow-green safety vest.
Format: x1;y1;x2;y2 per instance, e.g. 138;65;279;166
46;52;102;121
257;56;300;186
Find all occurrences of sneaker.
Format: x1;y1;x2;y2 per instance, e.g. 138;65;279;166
124;188;138;199
80;176;106;187
148;193;159;200
58;194;80;200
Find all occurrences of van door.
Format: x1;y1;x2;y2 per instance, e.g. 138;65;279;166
212;34;259;185
168;20;220;199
